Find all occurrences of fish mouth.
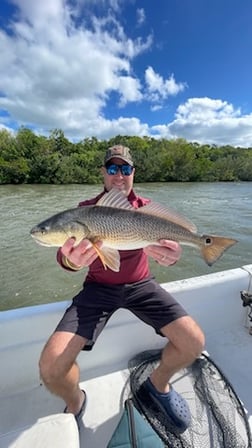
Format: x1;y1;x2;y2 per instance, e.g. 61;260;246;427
30;233;52;247
30;226;75;247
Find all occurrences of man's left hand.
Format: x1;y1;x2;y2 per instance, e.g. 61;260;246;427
144;240;182;266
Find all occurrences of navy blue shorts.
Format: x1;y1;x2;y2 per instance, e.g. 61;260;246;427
55;277;188;351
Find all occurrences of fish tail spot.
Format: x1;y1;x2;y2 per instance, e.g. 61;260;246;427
205;237;212;245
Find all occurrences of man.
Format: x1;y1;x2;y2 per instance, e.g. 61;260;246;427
39;145;205;432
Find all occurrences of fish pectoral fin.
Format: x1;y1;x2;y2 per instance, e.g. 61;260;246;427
93;244;120;272
136;201;197;233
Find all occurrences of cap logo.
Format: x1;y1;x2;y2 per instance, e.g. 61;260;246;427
104;145;133;166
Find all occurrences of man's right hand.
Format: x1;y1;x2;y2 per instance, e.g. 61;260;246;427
61;238;102;269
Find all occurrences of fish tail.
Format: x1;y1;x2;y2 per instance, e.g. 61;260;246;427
201;235;238;266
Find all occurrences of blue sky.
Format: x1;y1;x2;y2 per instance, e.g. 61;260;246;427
0;0;252;146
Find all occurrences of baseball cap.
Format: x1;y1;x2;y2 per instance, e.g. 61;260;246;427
104;145;134;166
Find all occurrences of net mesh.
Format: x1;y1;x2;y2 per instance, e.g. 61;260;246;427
128;350;252;448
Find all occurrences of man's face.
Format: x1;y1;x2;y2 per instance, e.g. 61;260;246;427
101;157;135;196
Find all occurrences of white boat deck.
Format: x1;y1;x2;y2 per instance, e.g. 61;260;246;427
0;265;252;447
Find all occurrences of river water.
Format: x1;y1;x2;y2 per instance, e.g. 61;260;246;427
1;182;251;311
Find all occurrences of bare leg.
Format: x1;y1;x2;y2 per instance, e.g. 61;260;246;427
150;316;205;392
39;331;87;415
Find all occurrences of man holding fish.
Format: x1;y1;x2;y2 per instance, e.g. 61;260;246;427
35;144;235;433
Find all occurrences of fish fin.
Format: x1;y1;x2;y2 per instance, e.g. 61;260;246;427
201;235;238;266
96;188;197;233
97;189;197;232
96;188;134;210
93;243;120;272
137;201;197;233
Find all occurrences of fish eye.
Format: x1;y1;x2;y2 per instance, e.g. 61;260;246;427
205;237;212;245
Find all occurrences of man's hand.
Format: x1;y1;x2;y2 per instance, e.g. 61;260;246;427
144;239;182;266
61;238;102;268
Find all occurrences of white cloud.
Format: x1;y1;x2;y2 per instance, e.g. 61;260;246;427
87;116;149;140
151;104;163;112
152;97;252;147
145;67;186;102
84;0;123;12
136;8;146;26
175;98;240;121
117;77;143;106
0;0;151;137
0;123;14;133
1;2;252;147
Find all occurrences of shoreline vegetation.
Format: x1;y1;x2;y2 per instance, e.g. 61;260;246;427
1;127;252;184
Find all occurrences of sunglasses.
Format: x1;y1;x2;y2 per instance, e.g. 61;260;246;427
105;164;134;176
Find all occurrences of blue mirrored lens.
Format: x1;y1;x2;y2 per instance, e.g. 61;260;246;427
121;165;133;175
106;164;133;176
106;164;118;175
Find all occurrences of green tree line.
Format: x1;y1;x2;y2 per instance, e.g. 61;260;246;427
1;127;252;184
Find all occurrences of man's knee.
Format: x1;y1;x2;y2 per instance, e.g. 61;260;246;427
161;315;205;358
39;331;86;385
38;335;64;385
189;325;205;358
39;347;57;385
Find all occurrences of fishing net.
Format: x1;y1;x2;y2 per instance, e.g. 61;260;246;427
128;350;252;448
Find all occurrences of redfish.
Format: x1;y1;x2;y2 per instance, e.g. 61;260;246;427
30;188;237;272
